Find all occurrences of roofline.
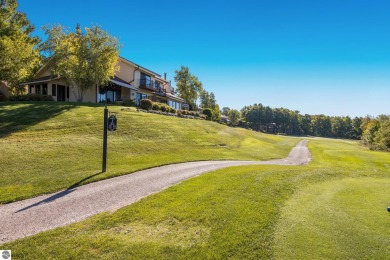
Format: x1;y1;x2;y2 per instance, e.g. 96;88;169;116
34;58;54;77
119;56;169;83
20;76;61;85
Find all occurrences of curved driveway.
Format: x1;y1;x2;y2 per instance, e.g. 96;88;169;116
0;140;310;244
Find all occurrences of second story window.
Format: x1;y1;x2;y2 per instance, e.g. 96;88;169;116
140;73;152;88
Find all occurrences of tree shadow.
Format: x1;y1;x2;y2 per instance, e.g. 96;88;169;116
0;102;78;138
15;171;103;213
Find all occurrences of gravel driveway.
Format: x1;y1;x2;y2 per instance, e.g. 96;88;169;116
0;140;310;244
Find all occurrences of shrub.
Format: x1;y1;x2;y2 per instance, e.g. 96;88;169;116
202;108;213;120
159;104;166;112
152;103;160;111
9;94;54;102
122;99;136;107
140;99;153;110
170;107;176;113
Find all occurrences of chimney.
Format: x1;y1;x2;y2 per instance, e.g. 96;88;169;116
76;24;81;35
164;73;167;80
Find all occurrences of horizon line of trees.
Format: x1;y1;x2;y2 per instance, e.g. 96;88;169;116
238;103;389;151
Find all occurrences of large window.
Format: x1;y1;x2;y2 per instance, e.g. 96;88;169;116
140;73;152;88
168;100;181;110
98;85;121;103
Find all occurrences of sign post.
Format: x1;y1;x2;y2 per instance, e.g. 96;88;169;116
102;107;117;173
102;106;108;172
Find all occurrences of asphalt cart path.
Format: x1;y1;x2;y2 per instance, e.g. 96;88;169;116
0;140;310;244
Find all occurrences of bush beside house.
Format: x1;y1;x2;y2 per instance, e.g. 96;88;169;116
140;99;153;110
8;94;54;101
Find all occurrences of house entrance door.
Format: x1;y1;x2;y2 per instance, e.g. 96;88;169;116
57;85;66;101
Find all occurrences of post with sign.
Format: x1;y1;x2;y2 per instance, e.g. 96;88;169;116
102;107;117;172
102;107;108;172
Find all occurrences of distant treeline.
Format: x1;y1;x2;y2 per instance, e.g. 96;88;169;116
239;104;390;151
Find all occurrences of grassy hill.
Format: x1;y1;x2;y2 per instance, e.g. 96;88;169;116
4;134;390;259
2;102;390;258
0;102;298;203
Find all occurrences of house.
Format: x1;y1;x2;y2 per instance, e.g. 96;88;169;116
22;57;185;109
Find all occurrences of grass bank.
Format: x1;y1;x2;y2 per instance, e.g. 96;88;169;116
0;102;298;203
4;138;390;259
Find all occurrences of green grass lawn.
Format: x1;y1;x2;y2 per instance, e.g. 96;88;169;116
0;102;298;203
3;130;390;258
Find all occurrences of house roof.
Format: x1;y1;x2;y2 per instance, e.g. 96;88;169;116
109;76;137;91
166;93;185;102
20;75;60;85
119;57;170;83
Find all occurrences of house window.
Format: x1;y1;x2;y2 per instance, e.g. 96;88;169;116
140;73;152;88
155;81;160;90
29;85;34;94
52;84;57;96
98;85;121;103
42;84;48;95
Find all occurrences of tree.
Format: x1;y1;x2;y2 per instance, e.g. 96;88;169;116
222;107;231;116
0;0;41;94
209;92;216;108
174;66;202;110
228;109;240;126
41;24;120;101
374;119;390;151
211;104;221;122
199;90;210;108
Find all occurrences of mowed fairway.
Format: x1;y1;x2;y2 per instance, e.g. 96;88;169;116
0;102;298;203
2;108;390;258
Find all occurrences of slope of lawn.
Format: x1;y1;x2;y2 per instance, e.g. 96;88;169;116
4;137;390;259
0;102;298;203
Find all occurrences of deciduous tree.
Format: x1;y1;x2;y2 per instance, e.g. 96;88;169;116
0;0;41;94
174;66;202;109
228;109;240;126
41;24;120;101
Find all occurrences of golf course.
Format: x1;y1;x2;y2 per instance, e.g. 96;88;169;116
1;102;389;259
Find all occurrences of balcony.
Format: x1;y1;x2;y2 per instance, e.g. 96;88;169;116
139;79;166;96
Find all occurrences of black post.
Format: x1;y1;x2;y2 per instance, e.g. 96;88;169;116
102;106;108;172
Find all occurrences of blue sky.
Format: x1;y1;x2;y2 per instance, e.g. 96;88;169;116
19;0;390;117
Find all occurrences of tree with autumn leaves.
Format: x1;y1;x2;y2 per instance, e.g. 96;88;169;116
40;24;120;101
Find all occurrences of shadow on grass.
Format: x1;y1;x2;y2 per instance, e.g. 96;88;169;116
0;102;78;138
15;171;103;213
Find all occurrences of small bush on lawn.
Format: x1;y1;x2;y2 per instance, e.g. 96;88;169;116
9;94;54;101
202;108;213;120
140;99;153;110
170;107;176;113
123;99;136;107
152;103;160;111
